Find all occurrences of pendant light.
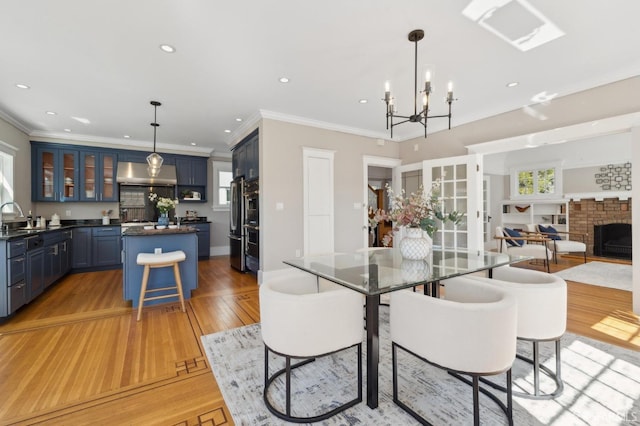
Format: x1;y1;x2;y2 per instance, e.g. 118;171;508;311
383;29;455;138
146;100;164;177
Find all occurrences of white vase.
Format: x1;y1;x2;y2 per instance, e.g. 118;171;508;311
401;259;431;282
399;227;432;260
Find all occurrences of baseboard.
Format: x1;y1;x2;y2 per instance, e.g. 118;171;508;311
209;245;229;257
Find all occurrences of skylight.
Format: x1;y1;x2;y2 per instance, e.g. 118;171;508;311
462;0;565;51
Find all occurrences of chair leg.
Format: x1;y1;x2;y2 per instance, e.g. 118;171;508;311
532;341;539;396
285;356;292;416
472;376;480;426
137;265;150;321
506;369;513;426
173;262;186;313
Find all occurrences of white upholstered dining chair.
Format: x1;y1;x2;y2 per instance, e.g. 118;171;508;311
469;265;567;399
390;276;517;425
260;271;364;422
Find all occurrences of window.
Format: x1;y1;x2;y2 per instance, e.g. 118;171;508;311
212;160;232;211
0;149;15;209
511;162;561;199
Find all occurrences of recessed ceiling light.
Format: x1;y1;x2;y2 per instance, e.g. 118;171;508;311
123;135;131;139
190;142;197;146
159;44;176;53
279;77;290;83
224;129;231;133
15;83;30;89
63;128;72;132
506;81;519;88
235;118;243;122
359;99;368;104
46;111;57;115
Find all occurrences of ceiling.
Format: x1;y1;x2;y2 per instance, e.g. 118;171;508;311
1;0;639;156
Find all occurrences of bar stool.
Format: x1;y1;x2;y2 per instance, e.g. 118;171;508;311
136;250;186;321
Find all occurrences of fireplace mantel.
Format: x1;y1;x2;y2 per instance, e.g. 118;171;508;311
565;191;632;201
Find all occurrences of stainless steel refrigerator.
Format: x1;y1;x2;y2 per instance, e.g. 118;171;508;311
229;177;245;271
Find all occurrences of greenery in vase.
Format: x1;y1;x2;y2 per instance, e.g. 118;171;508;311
369;181;464;246
149;192;178;214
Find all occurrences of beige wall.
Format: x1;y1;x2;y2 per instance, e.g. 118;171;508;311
260;119;399;273
0;118;33;216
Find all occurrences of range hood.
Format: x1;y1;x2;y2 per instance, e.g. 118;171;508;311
116;162;177;185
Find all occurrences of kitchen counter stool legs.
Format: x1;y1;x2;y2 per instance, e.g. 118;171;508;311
136;250;187;321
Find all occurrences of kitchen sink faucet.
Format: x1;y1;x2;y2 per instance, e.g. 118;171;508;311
0;201;25;233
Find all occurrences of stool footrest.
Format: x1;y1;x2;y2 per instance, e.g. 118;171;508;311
143;293;182;302
144;285;180;294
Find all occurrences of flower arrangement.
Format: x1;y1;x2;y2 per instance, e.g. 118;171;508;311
149;192;177;214
369;181;463;246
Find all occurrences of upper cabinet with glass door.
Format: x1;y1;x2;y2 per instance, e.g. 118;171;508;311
80;151;118;201
33;146;79;202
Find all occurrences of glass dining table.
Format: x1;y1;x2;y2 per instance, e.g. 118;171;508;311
283;247;530;409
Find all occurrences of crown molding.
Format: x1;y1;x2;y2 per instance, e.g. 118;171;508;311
28;130;214;156
257;109;395;142
0;110;31;134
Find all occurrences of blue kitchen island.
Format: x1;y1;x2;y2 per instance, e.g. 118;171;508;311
122;227;198;306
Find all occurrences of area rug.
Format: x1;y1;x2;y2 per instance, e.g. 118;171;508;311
201;308;640;425
554;261;632;291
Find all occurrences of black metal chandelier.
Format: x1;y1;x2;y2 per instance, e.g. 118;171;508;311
384;29;455;138
146;100;164;177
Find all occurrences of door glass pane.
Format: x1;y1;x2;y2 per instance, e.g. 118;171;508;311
63;153;75;199
443;165;454;181
102;155;114;198
456;164;467;179
84;153;96;198
42;152;54;198
431;167;441;181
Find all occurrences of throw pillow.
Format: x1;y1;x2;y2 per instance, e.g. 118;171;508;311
538;224;561;240
503;227;524;246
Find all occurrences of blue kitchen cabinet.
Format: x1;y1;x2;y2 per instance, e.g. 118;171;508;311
33;146;80;202
79;151;118;201
71;226;121;271
176;156;208;202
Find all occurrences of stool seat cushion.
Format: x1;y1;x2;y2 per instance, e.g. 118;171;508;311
137;250;186;265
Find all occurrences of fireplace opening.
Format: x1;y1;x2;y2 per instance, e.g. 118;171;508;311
593;223;632;260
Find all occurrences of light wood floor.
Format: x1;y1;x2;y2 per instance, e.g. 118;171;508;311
0;255;637;425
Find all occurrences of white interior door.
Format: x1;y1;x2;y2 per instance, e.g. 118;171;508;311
303;147;335;255
422;154;483;252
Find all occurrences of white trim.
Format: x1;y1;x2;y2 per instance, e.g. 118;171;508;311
211;160;232;211
0;110;30;134
467;112;640;155
210;245;229;257
28;131;214;156
564;191;632;201
259;109;398;141
509;161;563;200
362;155;402;247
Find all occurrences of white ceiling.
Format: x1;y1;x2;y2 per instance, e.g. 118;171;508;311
1;0;639;156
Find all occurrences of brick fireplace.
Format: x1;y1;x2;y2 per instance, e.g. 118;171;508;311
569;198;632;257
